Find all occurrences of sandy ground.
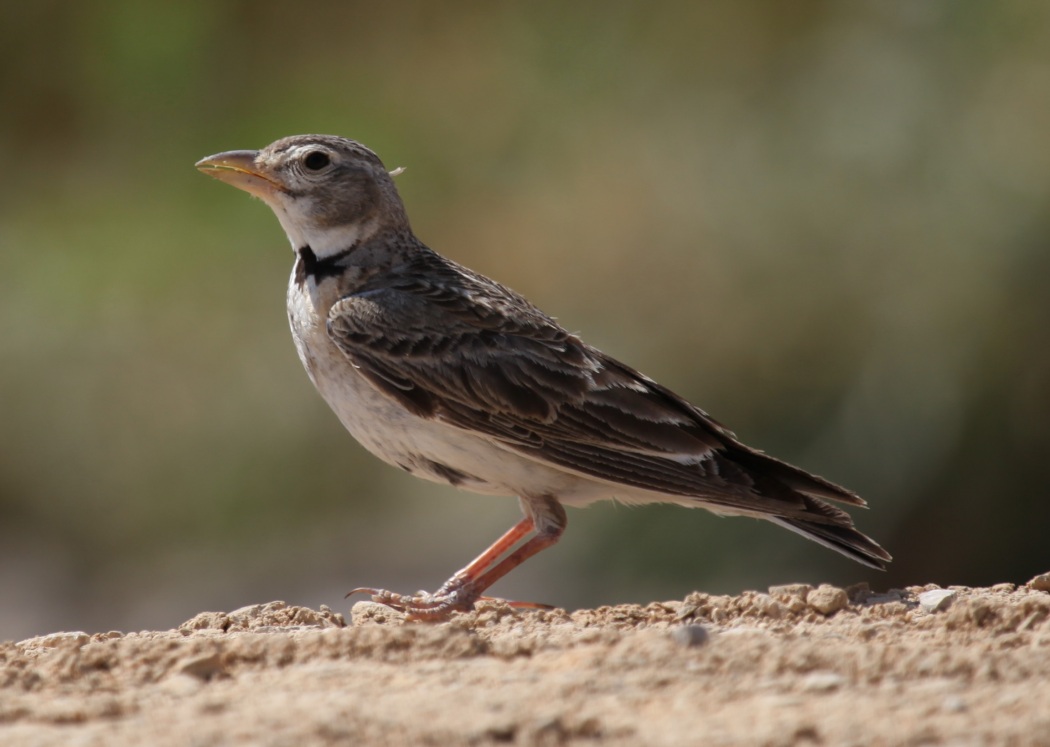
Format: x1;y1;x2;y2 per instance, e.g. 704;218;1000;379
3;576;1050;747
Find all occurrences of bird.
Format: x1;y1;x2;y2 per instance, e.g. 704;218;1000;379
196;134;890;619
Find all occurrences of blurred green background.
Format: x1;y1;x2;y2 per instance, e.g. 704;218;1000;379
2;1;1049;640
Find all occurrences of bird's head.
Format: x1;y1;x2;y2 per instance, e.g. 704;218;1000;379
196;134;409;259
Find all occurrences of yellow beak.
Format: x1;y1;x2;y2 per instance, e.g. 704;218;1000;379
195;150;282;200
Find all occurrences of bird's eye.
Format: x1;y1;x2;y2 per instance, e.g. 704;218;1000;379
302;151;330;171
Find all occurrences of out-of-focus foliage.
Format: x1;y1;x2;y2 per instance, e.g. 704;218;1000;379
2;1;1048;639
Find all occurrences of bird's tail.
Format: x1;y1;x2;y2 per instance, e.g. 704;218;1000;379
769;516;891;570
725;446;892;570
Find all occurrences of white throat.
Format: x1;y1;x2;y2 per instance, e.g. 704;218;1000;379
267;199;377;258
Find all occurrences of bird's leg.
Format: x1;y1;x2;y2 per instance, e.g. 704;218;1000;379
350;495;567;620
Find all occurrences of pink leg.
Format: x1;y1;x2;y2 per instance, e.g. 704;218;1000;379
444;516;535;585
349;495;567;620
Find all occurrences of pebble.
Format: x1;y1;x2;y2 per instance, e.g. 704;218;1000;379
178;652;225;681
1028;572;1050;592
864;590;904;605
806;585;848;615
769;583;813;598
942;696;967;713
750;594;785;620
351;601;405;625
918;589;956;613
800;672;845;692
671;624;710;648
17;631;90;649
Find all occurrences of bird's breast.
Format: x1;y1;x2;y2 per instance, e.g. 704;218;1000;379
284;272;612;504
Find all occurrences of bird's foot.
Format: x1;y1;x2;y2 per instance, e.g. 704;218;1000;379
348;577;552;621
347;576;480;621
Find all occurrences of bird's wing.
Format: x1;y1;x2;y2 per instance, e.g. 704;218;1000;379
326;264;864;522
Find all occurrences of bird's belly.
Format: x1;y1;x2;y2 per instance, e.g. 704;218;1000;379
317;363;600;500
288;292;603;502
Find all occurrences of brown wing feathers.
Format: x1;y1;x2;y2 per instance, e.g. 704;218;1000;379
326;255;890;569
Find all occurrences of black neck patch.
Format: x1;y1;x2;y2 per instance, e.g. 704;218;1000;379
295;245;355;287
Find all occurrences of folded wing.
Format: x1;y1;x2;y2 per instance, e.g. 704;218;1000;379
327;258;890;569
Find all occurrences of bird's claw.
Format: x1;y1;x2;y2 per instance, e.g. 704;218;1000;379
346;584;479;621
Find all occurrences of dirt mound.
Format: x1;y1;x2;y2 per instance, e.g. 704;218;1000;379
3;577;1049;745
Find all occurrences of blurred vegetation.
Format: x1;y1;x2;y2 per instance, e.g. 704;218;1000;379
2;1;1049;639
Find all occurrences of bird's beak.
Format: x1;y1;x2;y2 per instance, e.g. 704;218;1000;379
195;149;281;200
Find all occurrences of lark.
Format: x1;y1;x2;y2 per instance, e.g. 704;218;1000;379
196;135;890;619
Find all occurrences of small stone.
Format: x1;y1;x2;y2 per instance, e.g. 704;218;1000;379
800;672;845;692
674;604;699;621
864;590;904;606
845;582;872;604
750;594;785;619
178;611;230;634
919;589;956;613
178;652;225;681
671;624;710;648
18;631;90;649
769;584;813;599
351;601;405;625
1028;572;1050;592
942;696;967;713
806;585;848;615
228;601;288;622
